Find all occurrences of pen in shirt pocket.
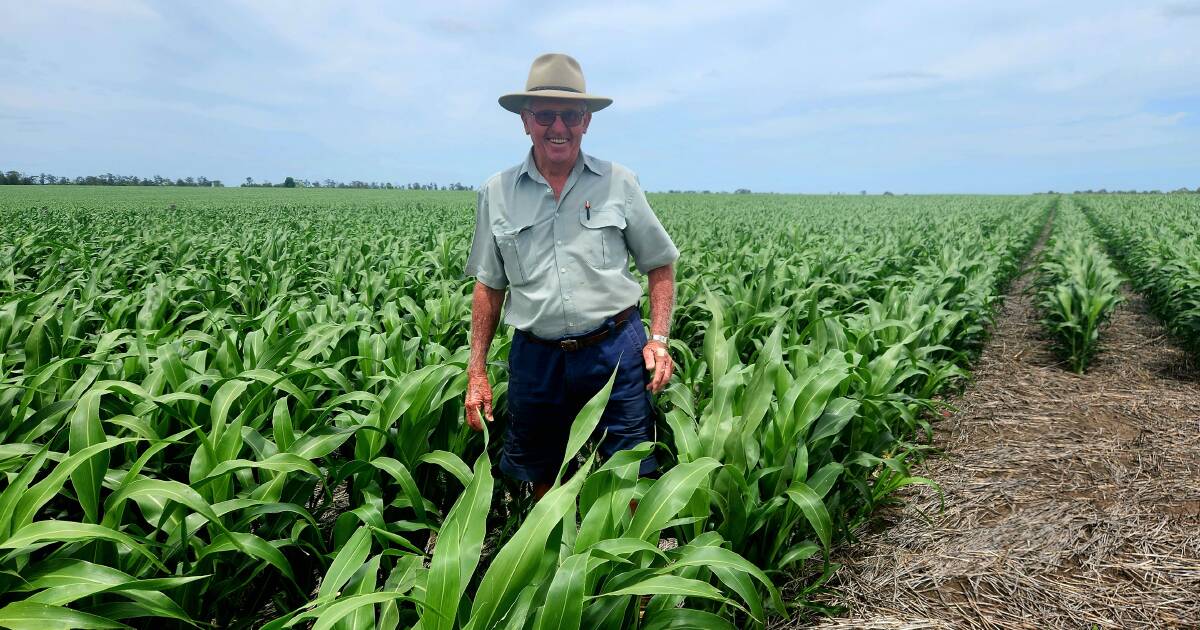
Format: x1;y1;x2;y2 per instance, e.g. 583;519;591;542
585;200;590;220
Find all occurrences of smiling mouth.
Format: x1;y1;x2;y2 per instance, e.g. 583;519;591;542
548;138;569;145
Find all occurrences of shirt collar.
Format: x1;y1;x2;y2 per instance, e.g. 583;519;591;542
518;149;607;184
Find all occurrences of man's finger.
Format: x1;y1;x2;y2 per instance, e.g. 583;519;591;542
654;359;669;392
483;398;494;422
660;352;675;392
643;345;655;371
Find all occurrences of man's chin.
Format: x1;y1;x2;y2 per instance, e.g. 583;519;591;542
539;145;579;166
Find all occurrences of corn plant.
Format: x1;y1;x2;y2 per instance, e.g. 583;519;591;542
1081;194;1200;358
1035;197;1124;373
0;186;1052;627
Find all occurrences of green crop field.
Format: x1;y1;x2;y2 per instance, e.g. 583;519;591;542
0;186;1195;628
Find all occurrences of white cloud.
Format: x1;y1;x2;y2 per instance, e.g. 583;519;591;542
3;0;1200;192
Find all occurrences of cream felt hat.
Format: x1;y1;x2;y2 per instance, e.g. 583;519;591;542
499;53;612;113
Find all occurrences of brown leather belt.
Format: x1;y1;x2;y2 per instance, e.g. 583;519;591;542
520;305;638;352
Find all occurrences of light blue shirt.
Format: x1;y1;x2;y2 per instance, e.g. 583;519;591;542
466;150;679;339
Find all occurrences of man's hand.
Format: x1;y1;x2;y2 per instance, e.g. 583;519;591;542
642;340;673;393
464;370;494;431
465;281;504;431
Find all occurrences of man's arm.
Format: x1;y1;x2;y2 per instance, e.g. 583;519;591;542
642;263;675;393
465;281;506;430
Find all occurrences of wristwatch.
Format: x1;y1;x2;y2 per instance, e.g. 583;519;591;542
651;334;669;344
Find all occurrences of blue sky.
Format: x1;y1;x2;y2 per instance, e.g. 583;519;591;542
2;1;1199;193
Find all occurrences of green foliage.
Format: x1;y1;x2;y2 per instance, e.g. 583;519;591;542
1080;194;1200;357
1034;197;1124;373
0;187;1051;628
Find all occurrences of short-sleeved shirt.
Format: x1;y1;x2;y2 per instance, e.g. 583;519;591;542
465;150;679;339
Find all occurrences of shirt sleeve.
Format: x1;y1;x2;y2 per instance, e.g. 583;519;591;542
622;173;680;274
464;186;509;289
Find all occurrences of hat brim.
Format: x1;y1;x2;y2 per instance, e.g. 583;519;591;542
499;90;612;114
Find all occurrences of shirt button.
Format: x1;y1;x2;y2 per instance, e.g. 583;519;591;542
556;240;562;245
564;296;570;301
560;268;566;273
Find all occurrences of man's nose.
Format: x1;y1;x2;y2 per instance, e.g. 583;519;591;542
550;116;569;133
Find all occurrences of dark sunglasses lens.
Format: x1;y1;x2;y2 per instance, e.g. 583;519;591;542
532;110;583;126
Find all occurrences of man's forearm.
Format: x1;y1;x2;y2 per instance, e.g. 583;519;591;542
469;281;506;375
646;264;675;338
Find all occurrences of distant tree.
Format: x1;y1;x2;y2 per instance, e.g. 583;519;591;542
283;176;296;188
734;188;751;194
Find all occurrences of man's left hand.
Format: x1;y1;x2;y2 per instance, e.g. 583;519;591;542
642;340;673;393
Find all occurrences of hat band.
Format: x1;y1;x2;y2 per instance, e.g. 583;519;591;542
529;85;582;93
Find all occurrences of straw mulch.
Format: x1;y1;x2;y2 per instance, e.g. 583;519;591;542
790;239;1200;628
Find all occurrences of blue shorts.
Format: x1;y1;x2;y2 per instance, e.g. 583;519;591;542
500;308;658;483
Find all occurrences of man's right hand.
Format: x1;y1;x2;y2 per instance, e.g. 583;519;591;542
464;370;494;431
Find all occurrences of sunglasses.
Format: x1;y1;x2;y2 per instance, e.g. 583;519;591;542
523;108;586;127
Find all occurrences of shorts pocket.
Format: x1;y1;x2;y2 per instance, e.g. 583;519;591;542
622;314;647;349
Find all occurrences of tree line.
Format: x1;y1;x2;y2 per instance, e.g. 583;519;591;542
0;170;473;191
1069;188;1200;194
242;177;472;190
2;171;224;187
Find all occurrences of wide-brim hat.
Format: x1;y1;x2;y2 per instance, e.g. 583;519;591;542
499;53;612;114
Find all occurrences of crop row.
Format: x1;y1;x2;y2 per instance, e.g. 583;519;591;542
0;187;1046;628
1079;194;1200;358
1033;197;1124;373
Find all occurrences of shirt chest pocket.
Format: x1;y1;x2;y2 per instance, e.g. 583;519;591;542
578;205;628;270
492;223;538;286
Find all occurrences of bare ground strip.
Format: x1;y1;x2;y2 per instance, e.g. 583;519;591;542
794;243;1200;628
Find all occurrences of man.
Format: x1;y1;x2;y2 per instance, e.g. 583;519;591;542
464;53;678;499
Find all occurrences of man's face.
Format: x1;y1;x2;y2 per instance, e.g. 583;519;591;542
522;97;591;171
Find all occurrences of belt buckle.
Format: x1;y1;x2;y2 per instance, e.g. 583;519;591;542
560;338;580;352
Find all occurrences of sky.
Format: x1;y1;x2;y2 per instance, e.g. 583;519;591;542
2;1;1199;194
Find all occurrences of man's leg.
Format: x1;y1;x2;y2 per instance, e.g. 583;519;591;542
576;312;660;479
499;332;573;492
